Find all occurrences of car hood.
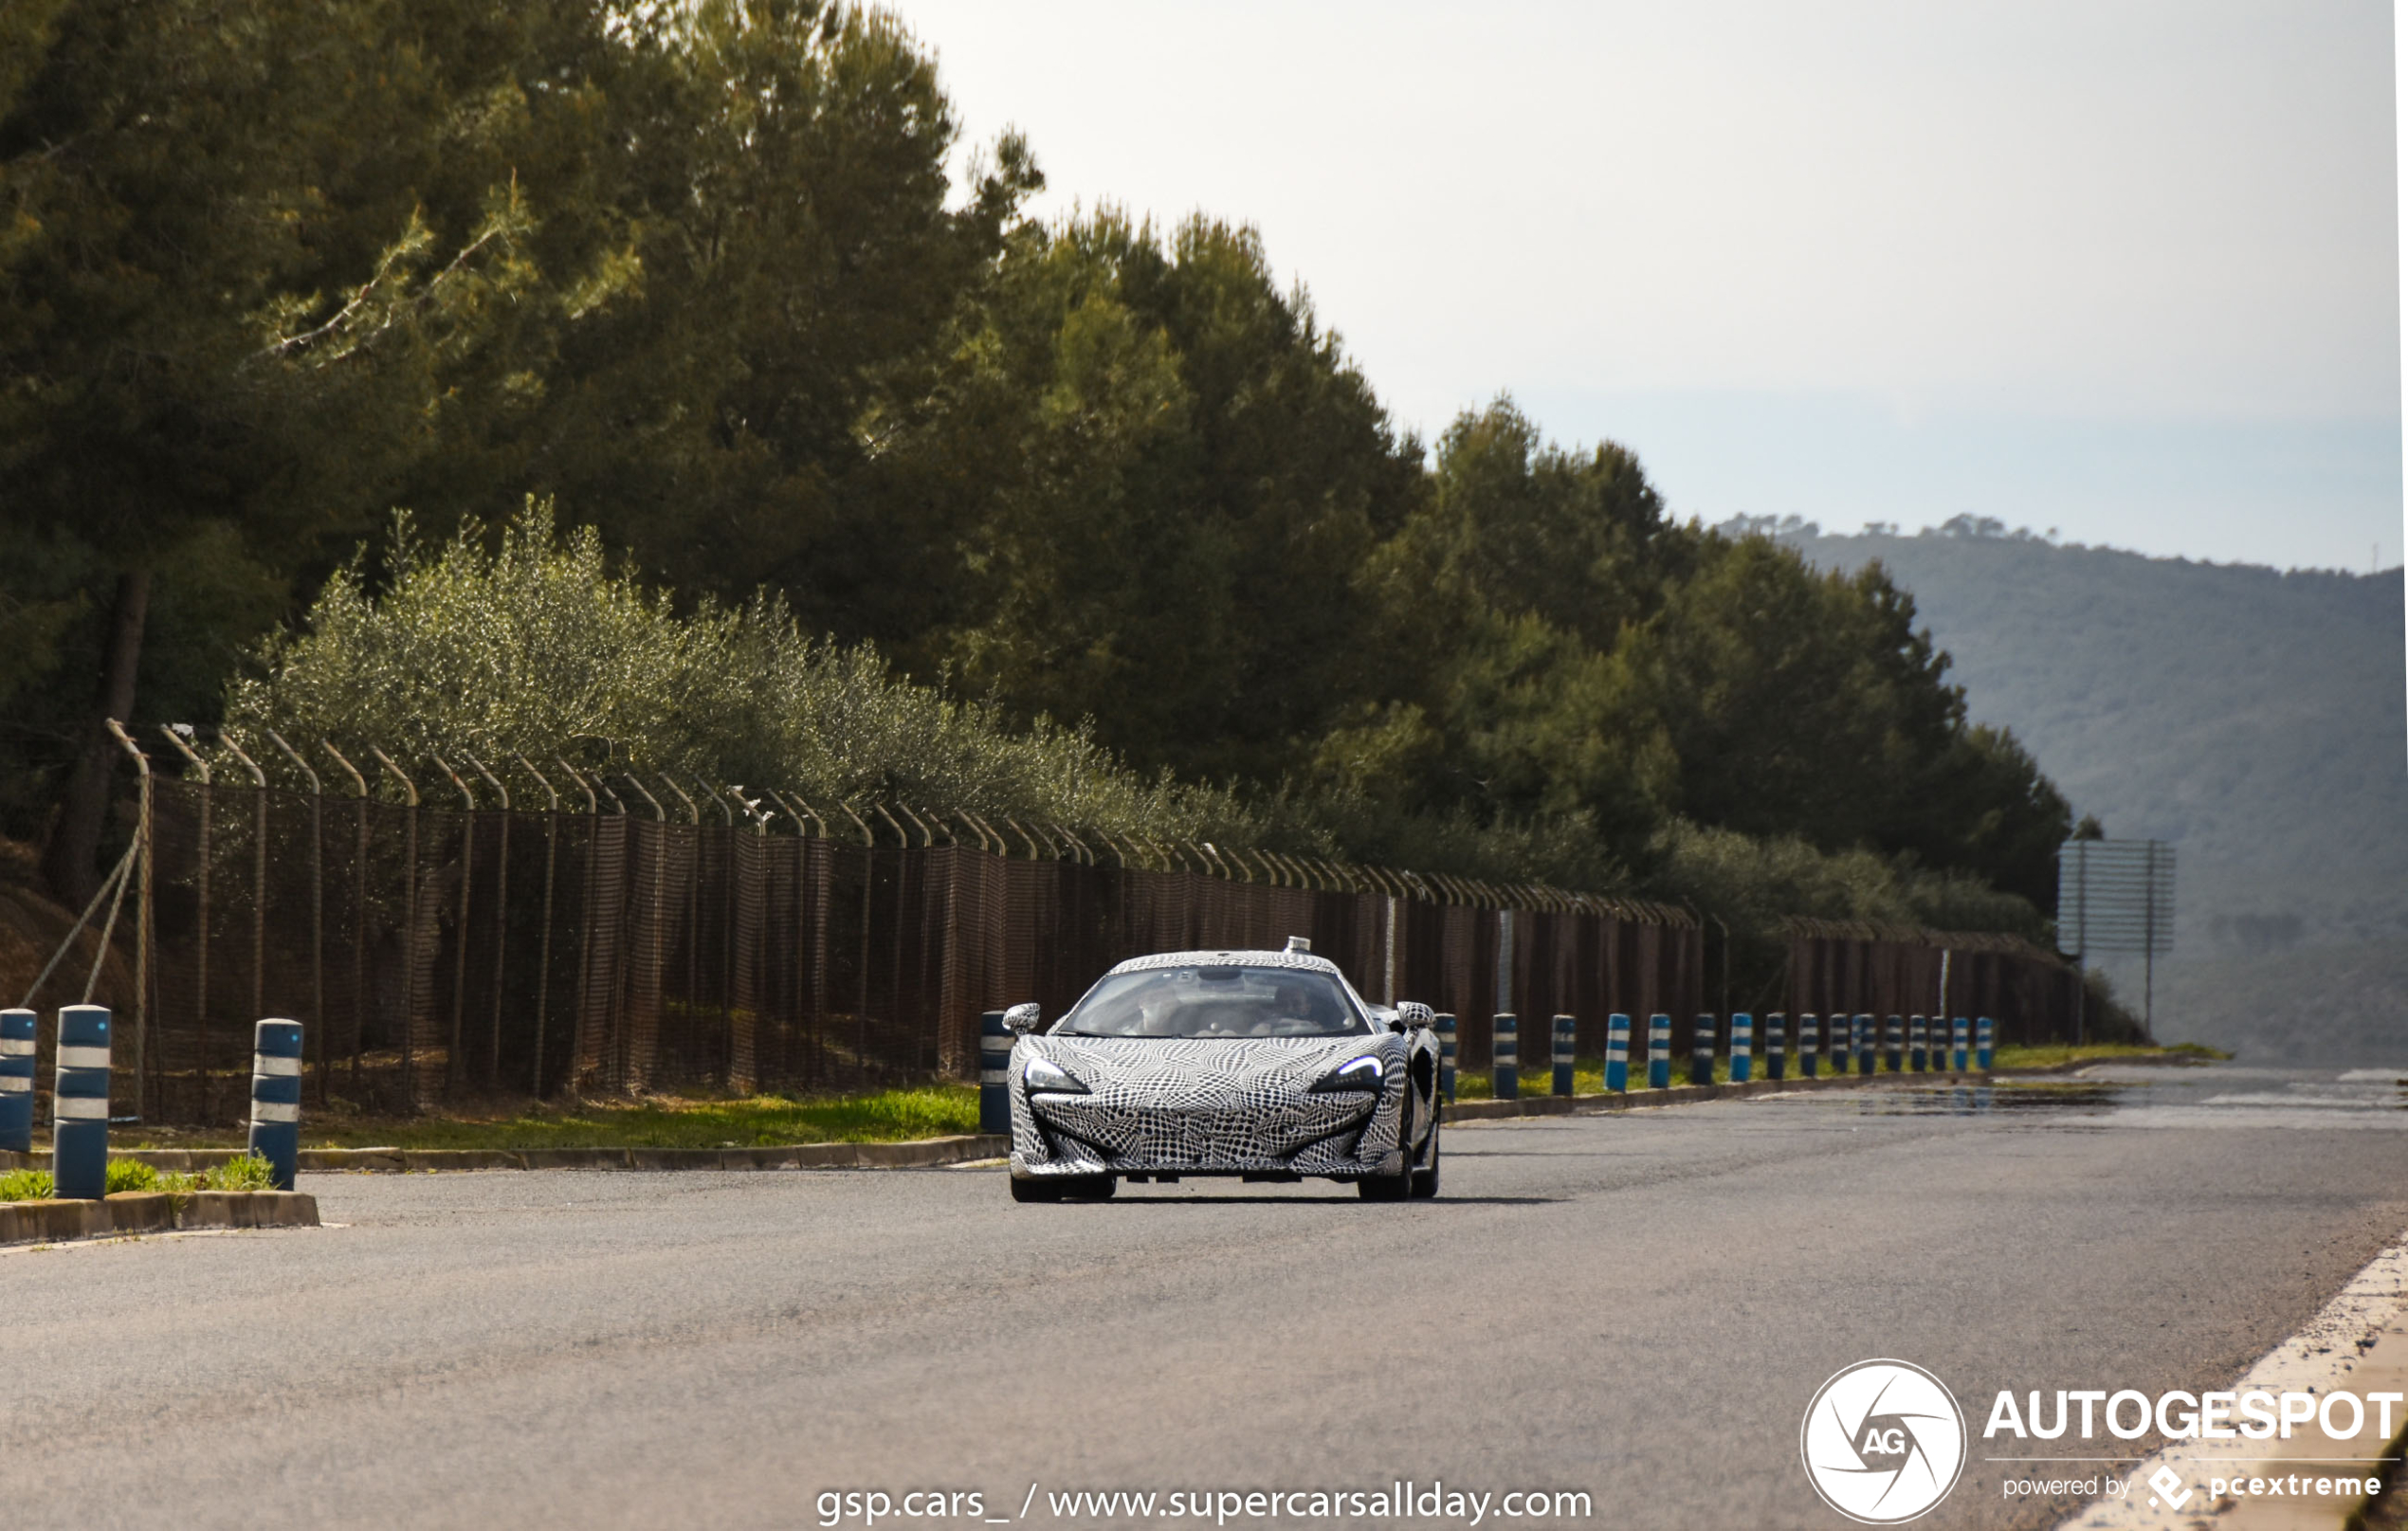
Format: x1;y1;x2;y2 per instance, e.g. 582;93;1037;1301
1024;1034;1390;1097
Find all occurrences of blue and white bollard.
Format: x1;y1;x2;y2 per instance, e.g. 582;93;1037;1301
1798;1012;1819;1079
1855;1014;1876;1076
1647;1014;1671;1089
1975;1016;1994;1071
979;1011;1012;1134
248;1019;303;1192
1605;1013;1631;1092
1729;1013;1753;1084
1766;1013;1786;1083
0;1008;33;1155
52;1004;110;1201
1951;1016;1970;1073
1552;1014;1575;1097
1884;1015;1904;1073
1691;1014;1715;1086
1909;1014;1929;1073
1436;1013;1457;1103
1492;1012;1518;1101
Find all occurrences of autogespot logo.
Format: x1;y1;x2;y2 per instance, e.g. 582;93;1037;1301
1801;1359;1969;1523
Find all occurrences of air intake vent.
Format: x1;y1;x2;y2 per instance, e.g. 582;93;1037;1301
1285;936;1312;953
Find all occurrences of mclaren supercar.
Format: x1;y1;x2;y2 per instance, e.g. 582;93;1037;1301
1004;939;1441;1202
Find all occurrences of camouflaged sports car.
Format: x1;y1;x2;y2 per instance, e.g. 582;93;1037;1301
1004;939;1441;1202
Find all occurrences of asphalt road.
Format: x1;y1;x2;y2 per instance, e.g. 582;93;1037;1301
3;1065;2402;1530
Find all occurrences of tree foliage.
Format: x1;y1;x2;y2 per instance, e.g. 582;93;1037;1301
7;0;2070;943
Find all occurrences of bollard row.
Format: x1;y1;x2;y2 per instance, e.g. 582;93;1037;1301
1438;1007;1998;1104
0;1006;306;1199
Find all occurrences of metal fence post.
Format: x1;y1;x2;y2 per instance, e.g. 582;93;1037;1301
1909;1014;1929;1073
249;1018;301;1191
1729;1012;1753;1084
979;1011;1011;1134
1884;1015;1904;1074
1690;1013;1714;1086
0;1009;32;1153
1551;1013;1575;1096
1605;1012;1630;1093
1976;1016;1994;1071
1647;1013;1670;1089
265;732;323;1105
1765;1012;1785;1082
1492;1012;1518;1101
1952;1016;1970;1074
1436;1013;1456;1103
1855;1013;1875;1076
1799;1012;1818;1078
53;1005;110;1200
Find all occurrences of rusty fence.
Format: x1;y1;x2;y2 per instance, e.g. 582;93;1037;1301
30;733;2090;1121
90;767;1712;1121
1781;920;2088;1047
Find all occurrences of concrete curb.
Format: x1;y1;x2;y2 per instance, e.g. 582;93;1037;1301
1442;1063;2104;1122
0;1134;1010;1176
0;1190;319;1247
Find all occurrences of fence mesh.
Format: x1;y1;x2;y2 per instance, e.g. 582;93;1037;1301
33;778;2086;1121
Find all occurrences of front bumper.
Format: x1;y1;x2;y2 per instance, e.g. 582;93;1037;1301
1012;1082;1404;1178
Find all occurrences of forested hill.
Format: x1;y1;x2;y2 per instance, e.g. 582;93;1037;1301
1759;522;2407;943
1745;519;2406;1059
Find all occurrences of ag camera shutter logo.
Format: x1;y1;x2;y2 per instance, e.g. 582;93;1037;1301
1801;1359;1968;1523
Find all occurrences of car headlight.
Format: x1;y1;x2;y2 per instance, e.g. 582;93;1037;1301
1022;1055;1090;1095
1309;1053;1386;1093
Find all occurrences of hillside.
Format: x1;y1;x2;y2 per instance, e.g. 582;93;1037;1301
1746;519;2406;1060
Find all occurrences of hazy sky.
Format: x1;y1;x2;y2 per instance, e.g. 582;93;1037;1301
881;0;2401;573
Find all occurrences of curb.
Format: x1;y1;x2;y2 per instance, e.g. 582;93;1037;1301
1441;1063;2105;1121
0;1134;1012;1176
0;1190;319;1247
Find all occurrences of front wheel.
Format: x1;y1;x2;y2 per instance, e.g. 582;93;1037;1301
1009;1175;1061;1203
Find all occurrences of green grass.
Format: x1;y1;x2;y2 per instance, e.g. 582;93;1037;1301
0;1167;54;1201
1989;1041;2227;1070
116;1085;983;1153
1450;1041;2211;1101
105;1158;159;1194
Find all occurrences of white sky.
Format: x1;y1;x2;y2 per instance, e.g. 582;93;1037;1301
881;0;2403;573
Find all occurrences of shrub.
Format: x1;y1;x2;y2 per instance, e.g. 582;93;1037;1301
204;1153;278;1192
0;1167;55;1202
104;1158;159;1194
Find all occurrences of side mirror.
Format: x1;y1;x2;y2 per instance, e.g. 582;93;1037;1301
1396;1001;1433;1033
1003;1002;1041;1035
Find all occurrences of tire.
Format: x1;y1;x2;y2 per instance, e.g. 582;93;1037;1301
1010;1175;1062;1203
1410;1119;1440;1199
1359;1091;1415;1200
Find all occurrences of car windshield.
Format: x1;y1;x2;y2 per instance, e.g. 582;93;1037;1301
1054;965;1369;1039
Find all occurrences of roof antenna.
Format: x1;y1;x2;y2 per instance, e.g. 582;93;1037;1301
1286;936;1311;953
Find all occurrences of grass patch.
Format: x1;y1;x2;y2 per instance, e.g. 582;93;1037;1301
1989;1042;2219;1070
206;1153;277;1191
118;1085;983;1153
0;1167;54;1202
1443;1040;2162;1100
105;1158;159;1194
